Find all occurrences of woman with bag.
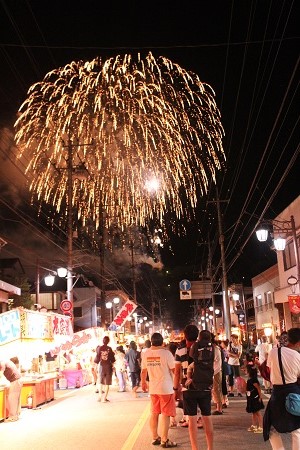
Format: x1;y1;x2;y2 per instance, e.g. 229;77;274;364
263;328;300;450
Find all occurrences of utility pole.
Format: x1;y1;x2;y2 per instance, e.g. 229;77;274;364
66;140;74;323
150;285;155;330
208;191;231;339
131;240;137;303
207;240;217;333
215;195;231;339
99;200;106;328
36;258;40;305
62;138;91;326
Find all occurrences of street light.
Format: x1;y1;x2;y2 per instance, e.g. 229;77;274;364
256;215;300;292
44;274;55;287
106;301;113;324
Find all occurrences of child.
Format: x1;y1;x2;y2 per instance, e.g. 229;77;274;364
246;364;264;433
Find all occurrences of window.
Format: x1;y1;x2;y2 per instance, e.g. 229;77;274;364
265;291;273;310
255;295;263;312
73;307;82;317
32;292;61;310
283;236;299;271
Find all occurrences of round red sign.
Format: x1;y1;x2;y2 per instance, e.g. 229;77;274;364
60;300;73;312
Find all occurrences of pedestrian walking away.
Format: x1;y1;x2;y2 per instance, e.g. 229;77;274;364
125;341;141;398
95;335;115;402
141;332;177;448
183;329;215;450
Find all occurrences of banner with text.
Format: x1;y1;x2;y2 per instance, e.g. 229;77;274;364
109;300;137;330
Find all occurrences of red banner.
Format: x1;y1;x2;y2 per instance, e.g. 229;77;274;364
288;295;300;314
109;300;137;329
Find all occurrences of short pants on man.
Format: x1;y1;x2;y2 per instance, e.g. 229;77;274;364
183;389;212;416
99;365;113;385
151;393;176;417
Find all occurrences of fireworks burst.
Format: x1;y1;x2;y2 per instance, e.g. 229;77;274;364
15;52;225;238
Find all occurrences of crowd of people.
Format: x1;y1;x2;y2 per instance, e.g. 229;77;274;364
1;326;299;450
91;326;299;450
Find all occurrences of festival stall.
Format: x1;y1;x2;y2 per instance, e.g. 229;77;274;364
0;307;73;411
49;327;116;388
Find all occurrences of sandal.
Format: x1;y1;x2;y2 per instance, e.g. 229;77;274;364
152;437;161;445
161;440;177;448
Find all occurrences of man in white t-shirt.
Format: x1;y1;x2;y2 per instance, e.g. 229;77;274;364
141;332;177;448
255;336;272;391
263;328;300;450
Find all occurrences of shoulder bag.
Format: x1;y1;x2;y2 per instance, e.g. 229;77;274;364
278;347;300;416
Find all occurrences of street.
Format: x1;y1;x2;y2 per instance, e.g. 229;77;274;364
0;383;292;450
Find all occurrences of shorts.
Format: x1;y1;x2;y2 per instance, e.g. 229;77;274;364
130;371;141;389
99;365;113;385
151;393;176;417
183;389;212;416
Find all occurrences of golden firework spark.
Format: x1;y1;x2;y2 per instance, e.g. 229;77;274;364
15;52;225;235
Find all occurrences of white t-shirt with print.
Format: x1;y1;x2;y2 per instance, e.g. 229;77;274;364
267;346;300;384
227;342;242;366
141;347;175;395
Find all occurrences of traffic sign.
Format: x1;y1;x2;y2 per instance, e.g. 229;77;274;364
180;290;192;300
60;300;73;312
179;279;191;291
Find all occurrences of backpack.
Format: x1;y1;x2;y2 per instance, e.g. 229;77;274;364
189;339;214;390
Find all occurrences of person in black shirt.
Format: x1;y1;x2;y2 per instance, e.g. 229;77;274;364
95;336;115;402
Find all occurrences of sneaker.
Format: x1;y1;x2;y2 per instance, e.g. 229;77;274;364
247;425;257;432
237;393;243;397
161;440;177;448
254;427;263;434
212;410;223;415
228;393;234;397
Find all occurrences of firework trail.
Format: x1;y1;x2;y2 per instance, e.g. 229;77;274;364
15;52;225;237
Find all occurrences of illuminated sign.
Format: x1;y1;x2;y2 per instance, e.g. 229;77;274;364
20;310;52;339
0;309;21;345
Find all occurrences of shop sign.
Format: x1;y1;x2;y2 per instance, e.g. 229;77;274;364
110;299;137;329
20;310;52;339
288;295;300;314
51;314;73;337
0;309;21;345
50;327;102;355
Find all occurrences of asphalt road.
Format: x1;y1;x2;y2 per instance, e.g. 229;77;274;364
0;383;292;450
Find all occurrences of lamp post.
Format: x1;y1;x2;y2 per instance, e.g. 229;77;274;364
133;312;138;335
256;215;300;292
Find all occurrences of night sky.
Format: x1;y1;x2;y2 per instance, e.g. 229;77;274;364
0;1;299;328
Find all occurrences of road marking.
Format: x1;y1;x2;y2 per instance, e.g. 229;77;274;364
121;401;151;450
